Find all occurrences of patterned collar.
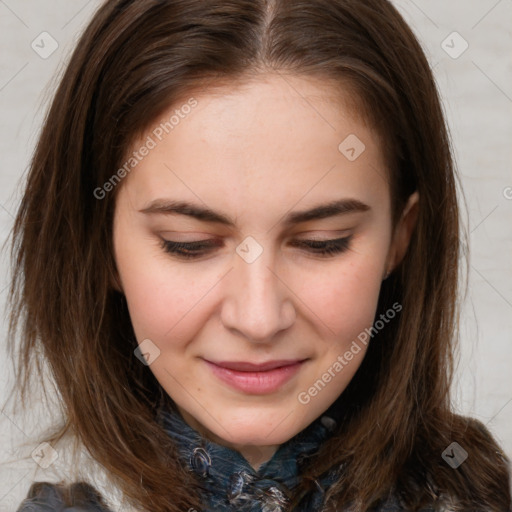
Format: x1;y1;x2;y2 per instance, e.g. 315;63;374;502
157;402;345;512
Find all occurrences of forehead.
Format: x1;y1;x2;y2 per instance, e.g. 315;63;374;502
116;73;390;223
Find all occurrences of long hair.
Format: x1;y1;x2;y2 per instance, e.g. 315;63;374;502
5;0;511;511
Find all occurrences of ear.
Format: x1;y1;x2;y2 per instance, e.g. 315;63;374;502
384;191;419;278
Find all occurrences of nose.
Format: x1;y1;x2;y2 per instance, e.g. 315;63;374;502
220;239;296;343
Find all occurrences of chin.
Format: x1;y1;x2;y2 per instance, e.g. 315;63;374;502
208;406;310;445
212;426;294;449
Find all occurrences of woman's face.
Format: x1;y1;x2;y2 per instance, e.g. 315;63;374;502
112;73;418;468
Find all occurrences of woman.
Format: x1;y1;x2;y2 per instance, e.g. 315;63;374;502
6;0;511;510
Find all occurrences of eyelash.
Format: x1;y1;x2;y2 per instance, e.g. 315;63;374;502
160;236;353;260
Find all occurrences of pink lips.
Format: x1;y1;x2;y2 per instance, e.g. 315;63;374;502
204;358;306;394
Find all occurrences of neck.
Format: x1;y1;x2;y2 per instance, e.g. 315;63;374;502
178;406;279;470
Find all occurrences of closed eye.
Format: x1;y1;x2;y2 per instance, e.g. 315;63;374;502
160;236;353;260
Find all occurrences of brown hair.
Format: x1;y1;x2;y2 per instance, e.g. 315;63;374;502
5;0;511;510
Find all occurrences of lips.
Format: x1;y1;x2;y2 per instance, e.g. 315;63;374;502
203;358;307;394
209;359;305;372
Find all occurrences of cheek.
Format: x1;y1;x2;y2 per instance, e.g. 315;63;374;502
120;259;213;344
113;228;204;344
294;255;385;343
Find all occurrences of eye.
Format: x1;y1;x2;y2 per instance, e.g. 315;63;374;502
160;235;353;260
160;239;221;260
290;235;353;256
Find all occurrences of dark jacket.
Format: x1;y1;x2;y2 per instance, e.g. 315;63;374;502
16;404;435;511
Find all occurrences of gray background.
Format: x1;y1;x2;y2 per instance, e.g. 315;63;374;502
0;0;511;509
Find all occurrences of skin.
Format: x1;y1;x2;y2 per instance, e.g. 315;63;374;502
112;72;419;470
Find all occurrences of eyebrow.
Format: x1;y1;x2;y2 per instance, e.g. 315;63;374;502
138;198;371;227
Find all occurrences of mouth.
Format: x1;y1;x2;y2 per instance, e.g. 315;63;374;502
209;359;306;371
203;358;308;394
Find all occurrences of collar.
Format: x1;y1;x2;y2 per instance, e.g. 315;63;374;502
157;401;345;511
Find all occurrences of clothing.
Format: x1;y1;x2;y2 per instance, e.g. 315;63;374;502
157;402;411;512
15;481;112;512
16;402;434;511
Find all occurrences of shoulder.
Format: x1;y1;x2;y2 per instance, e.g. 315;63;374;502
16;481;113;511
